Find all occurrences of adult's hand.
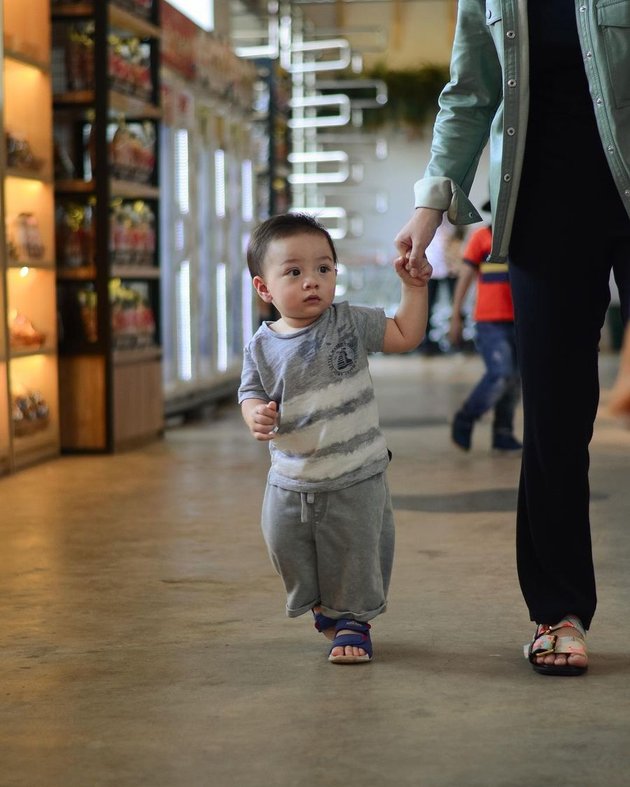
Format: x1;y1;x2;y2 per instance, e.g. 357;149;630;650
394;207;444;279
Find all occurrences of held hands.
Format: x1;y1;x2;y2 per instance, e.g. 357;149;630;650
394;207;443;281
247;400;279;441
394;254;432;286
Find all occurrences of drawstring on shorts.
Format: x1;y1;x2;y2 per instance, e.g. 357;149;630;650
300;492;315;523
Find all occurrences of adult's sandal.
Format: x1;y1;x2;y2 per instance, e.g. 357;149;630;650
525;614;588;676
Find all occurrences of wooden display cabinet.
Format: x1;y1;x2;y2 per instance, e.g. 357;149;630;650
1;0;60;473
0;272;8;473
51;0;163;451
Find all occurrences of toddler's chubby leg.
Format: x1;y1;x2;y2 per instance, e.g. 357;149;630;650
261;485;321;617
261;475;394;663
316;473;395;662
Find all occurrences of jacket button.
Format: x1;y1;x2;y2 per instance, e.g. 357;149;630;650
503;174;512;182
507;79;517;87
596;97;603;105
506;30;516;38
506;127;515;135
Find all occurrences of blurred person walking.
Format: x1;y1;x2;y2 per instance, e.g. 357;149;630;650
449;203;521;453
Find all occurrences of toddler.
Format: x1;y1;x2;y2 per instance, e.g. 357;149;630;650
239;212;431;663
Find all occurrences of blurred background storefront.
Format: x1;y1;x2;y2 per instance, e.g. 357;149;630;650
1;0;468;474
4;0;619;475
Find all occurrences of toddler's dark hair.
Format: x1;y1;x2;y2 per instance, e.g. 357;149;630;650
247;212;338;278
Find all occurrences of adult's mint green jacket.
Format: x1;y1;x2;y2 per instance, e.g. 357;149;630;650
413;0;630;262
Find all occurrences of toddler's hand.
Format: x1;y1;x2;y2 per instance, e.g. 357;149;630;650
250;400;279;441
394;255;433;287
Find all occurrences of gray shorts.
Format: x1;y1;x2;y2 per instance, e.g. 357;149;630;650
261;472;395;622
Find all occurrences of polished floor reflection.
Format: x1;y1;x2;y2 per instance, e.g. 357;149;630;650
1;352;629;787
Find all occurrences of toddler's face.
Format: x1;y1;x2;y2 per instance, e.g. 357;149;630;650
256;231;337;328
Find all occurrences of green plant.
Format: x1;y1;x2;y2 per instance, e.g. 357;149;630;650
364;62;450;131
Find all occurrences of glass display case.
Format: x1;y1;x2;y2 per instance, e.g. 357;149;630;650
160;1;258;417
1;0;60;472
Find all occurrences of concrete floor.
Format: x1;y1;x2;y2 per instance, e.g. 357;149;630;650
1;353;629;787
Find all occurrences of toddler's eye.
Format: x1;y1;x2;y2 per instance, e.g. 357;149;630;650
319;265;333;274
287;269;300;277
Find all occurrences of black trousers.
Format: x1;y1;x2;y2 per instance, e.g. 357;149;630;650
509;134;630;630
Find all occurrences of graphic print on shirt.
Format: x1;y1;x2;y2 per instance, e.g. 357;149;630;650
328;340;357;375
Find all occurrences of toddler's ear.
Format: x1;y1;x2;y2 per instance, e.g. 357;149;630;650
253;275;273;303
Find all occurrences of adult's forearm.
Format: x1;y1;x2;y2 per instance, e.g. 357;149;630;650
423;0;502;193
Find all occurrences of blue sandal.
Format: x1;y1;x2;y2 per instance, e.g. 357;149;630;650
312;608;336;634
328;619;372;664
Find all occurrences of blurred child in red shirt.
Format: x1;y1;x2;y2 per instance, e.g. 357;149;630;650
448;203;522;453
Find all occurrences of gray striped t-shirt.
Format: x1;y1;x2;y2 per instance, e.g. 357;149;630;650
238;301;389;492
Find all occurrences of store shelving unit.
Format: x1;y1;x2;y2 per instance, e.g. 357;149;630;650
253;58;291;220
51;0;162;451
0;0;61;473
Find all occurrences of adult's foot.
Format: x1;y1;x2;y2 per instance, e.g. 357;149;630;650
528;615;588;675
